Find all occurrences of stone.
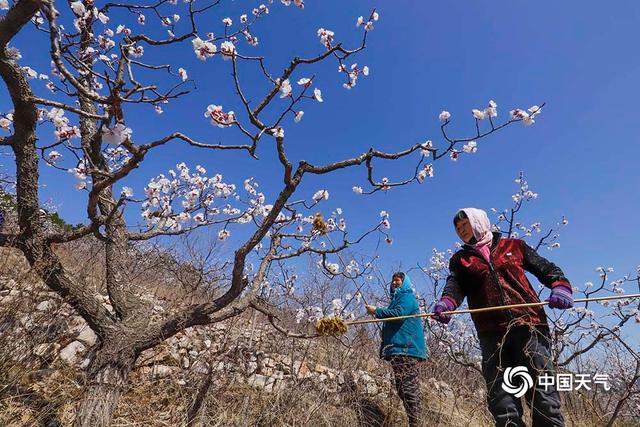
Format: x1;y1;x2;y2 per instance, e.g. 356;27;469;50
33;342;60;358
247;373;269;389
36;300;54;311
246;361;258;375
59;341;86;365
153;365;175;378
364;381;378;395
314;364;329;374
76;326;98;347
294;361;312;379
191;360;209;375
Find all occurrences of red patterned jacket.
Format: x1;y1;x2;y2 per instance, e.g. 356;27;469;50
442;232;571;333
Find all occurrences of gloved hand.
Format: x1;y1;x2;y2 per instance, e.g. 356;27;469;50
432;296;457;324
547;282;573;309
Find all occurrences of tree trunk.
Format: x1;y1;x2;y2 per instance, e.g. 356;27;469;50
74;352;134;427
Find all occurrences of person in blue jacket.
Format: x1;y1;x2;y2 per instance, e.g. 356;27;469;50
366;272;426;427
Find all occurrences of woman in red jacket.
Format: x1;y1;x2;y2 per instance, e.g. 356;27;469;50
433;208;572;427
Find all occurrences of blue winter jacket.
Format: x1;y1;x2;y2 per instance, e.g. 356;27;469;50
375;275;427;360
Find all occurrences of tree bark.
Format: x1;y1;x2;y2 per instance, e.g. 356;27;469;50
74;345;136;427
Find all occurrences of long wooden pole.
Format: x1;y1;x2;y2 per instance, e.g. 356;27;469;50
344;293;640;326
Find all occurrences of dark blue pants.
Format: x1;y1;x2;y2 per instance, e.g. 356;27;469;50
478;325;564;427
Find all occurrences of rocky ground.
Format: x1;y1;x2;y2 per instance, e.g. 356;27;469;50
0;268;490;426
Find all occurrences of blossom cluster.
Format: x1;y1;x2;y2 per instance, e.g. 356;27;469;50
355;10;379;32
510;105;542;126
47;108;81;142
204;105;236;127
338;62;370;90
140;163;241;234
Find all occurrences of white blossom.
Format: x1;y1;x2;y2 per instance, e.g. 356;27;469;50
70;1;86;16
417;164;434;182
317;28;334;49
6;46;21;60
323;262;339;275
116;25;130;35
331;298;344;314
121;187;133;198
128;45;144;58
472;109;487;120
485;99;498;118
352;186;363;194
462;141;477;153
313;88;323;102
102;123;132;145
97;12;109;24
270;127;284;138
279;79;292;98
0;117;12;130
204;104;235;127
192;37;217;60
47;151;62;162
312;189;329;202
439;110;451;121
220;41;236;60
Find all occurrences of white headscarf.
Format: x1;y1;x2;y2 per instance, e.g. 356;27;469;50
459;207;493;248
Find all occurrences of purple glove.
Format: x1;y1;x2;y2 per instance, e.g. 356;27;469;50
547;282;573;309
433;296;457;324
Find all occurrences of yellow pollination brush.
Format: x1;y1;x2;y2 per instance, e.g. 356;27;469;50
315;293;640;336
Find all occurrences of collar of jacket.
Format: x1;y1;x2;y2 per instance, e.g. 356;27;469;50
462;231;502;255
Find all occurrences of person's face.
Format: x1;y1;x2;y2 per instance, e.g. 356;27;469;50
455;218;474;244
392;276;403;289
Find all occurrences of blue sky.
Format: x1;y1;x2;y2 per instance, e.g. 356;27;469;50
3;1;640;302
